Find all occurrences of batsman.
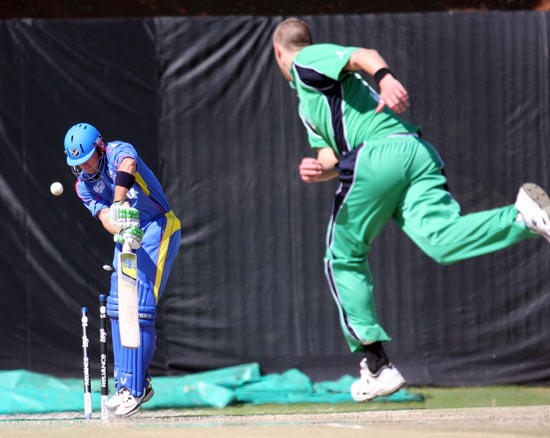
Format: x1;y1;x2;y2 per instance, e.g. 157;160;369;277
273;19;550;401
64;123;181;417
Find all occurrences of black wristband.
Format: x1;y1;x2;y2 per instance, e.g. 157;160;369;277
115;170;135;189
374;67;392;85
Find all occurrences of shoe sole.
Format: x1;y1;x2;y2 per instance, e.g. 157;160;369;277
351;377;407;402
117;403;142;418
522;183;550;211
108;387;154;412
522;183;550;242
142;387;154;404
376;379;407;398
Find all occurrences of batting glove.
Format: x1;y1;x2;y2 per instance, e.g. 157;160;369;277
109;201;140;229
113;233;125;245
121;226;144;250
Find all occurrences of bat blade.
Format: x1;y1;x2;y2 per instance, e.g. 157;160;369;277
118;249;140;349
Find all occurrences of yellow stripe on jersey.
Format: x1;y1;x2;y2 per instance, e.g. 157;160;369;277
134;172;150;197
153;210;181;303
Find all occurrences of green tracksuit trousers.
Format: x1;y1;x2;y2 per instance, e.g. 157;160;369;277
324;136;535;352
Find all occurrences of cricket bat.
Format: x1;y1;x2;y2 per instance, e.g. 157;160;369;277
118;243;140;348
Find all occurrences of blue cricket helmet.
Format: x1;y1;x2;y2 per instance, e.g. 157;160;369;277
64;123;102;166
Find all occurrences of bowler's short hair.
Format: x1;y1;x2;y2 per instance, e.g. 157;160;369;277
273;18;312;50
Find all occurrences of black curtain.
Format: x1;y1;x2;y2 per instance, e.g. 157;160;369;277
0;13;548;385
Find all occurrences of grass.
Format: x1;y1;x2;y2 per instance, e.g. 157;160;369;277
163;386;550;417
411;386;550;409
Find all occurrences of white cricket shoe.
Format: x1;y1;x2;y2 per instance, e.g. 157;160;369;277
107;384;154;413
105;388;124;410
515;183;550;243
350;359;406;402
114;384;155;418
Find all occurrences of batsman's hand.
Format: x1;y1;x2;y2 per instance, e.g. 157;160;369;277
109;201;140;229
113;226;144;250
376;75;410;114
299;157;323;183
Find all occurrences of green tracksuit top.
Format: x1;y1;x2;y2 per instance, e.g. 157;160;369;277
290;44;420;157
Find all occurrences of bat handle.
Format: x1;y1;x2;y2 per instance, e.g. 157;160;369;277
122;243;132;253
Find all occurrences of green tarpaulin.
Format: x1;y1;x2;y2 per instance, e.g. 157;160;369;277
0;363;423;414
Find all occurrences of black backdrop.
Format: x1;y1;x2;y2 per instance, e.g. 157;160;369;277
0;12;549;385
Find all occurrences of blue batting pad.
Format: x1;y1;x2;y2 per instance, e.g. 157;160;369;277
107;278;157;397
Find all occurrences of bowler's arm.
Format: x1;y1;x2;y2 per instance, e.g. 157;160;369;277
344;48;409;114
299;147;339;183
345;48;389;76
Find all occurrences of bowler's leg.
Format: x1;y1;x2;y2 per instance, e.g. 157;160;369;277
325;145;406;351
325;143;408;400
395;141;536;264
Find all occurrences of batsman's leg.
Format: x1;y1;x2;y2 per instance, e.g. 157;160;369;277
105;213;181;417
107;277;157;417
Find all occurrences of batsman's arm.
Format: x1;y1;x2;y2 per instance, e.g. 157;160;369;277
108;155;141;232
344;48;410;114
98;208;121;235
113;157;137;203
299;147;339;183
99;207;143;249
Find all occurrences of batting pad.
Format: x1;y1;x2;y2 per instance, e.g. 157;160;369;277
110;315;155;397
107;281;157;398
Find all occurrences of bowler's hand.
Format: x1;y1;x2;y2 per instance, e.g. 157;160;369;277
376;75;410;114
299;157;323;183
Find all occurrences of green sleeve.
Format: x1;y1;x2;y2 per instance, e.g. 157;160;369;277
307;127;330;149
295;44;359;81
298;104;330;149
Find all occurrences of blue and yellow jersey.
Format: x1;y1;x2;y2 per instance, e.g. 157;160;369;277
75;141;171;223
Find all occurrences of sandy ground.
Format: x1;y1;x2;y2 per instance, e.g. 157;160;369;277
1;406;550;437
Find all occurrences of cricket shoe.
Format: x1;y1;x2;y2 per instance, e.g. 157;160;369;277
514;183;550;243
350;358;406;402
105;388;125;410
107;383;154;413
114;384;155;418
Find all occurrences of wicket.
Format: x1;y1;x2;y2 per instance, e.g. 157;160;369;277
80;296;110;421
99;294;109;420
80;307;92;420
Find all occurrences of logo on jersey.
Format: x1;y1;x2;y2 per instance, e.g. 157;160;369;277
335;50;348;60
70;149;80;158
126;188;138;199
93;180;106;194
108;170;116;180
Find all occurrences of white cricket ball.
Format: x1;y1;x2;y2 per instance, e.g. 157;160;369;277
50;182;64;196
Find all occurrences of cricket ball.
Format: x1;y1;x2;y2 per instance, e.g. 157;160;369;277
50;181;64;196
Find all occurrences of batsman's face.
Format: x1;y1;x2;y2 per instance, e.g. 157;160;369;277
79;150;100;175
